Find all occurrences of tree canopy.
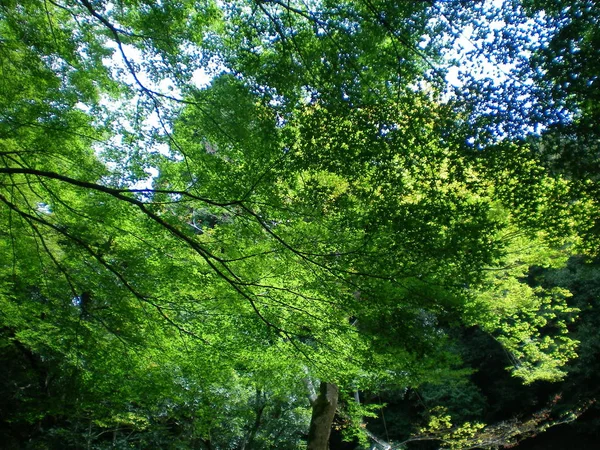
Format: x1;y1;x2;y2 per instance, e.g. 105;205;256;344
0;0;598;448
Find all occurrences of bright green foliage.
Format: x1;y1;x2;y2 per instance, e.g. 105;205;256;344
0;0;595;448
417;407;486;450
465;228;579;383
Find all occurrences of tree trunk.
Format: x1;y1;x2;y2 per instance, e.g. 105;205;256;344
307;382;338;450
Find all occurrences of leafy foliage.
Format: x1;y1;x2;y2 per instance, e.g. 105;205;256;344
0;0;597;448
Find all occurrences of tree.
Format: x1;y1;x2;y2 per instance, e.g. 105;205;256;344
439;0;599;252
0;0;593;448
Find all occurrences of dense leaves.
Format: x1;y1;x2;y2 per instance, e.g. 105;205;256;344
0;0;598;448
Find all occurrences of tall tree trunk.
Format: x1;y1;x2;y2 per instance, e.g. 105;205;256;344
307;382;338;450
